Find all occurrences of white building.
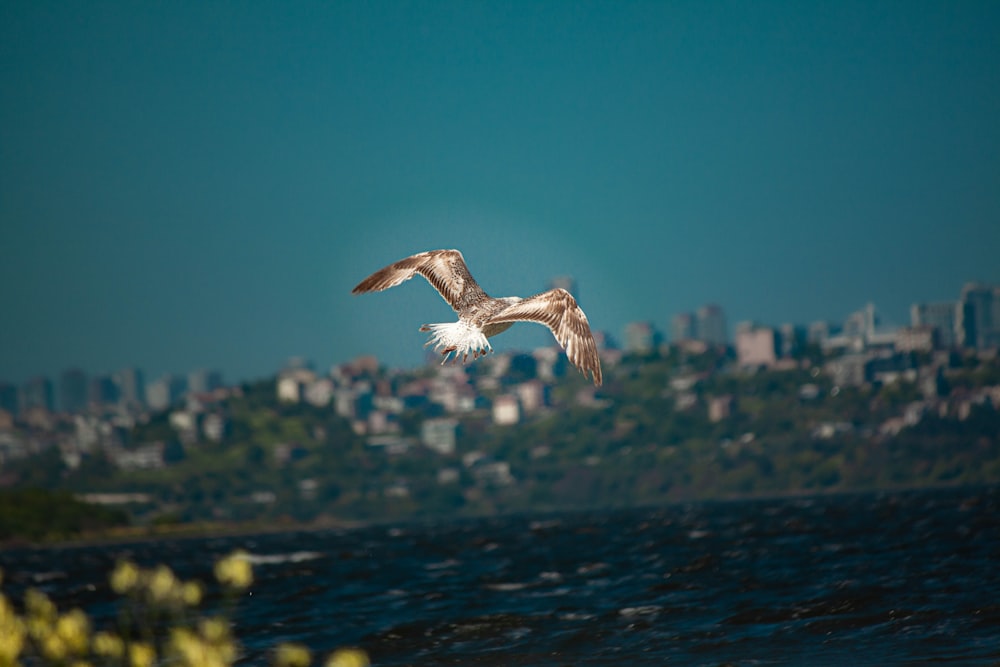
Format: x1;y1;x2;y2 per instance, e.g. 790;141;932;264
516;380;548;413
492;394;520;425
277;368;317;403
304;378;335;407
736;323;778;368
422;418;459;455
202;413;229;443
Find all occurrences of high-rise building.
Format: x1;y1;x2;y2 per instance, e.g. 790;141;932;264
807;320;840;345
671;312;695;342
696;304;727;346
844;303;879;342
146;374;186;412
59;368;89;413
187;369;223;395
735;323;778;368
957;282;1000;350
911;301;958;348
20;376;54;413
115;367;146;408
88;375;119;408
624;321;659;354
778;323;806;358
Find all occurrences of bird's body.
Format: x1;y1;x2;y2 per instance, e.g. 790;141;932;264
352;249;603;386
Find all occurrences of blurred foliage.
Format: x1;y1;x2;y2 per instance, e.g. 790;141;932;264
0;489;129;542
0;552;369;667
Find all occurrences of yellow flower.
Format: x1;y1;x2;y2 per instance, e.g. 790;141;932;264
40;633;68;662
147;565;181;605
0;595;26;666
214;551;253;590
182;580;203;607
24;588;56;622
54;608;90;655
199;616;231;644
110;561;141;595
274;642;311;667
169;628;204;667
92;630;125;658
169;624;236;667
129;641;156;667
325;648;370;667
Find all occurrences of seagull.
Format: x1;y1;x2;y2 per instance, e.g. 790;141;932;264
352;249;602;386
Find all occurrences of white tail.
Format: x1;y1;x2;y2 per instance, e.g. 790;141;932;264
420;321;492;363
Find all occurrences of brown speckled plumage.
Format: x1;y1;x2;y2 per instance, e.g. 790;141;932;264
352;249;602;386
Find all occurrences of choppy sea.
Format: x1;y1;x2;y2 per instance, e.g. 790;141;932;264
3;486;999;665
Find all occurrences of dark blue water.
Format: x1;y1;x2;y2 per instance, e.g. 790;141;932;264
3;486;999;665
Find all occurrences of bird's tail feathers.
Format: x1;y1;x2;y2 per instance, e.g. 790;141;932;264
419;322;492;364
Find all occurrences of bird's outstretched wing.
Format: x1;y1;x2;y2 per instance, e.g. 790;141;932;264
488;288;603;386
352;249;488;313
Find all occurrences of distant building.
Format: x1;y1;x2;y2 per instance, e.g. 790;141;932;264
276;368;316;403
277;376;303;403
74;414;113;452
696;304;727;345
492;394;520;425
516;380;549;413
533;347;568;381
808;320;840;345
671;312;695;342
735;323;778;368
88;375;119;408
778;323;805;358
20;376;54;413
957;282;1000;350
624;321;658;355
367;409;398;434
59;368;88;414
708;395;735;423
825;353;874;387
304;378;334;407
344;355;379;376
187;369;223;395
114;442;166;470
202;413;229;443
115;367;146;408
911;301;958;348
422;418;459;455
284;356;314;371
146;375;185;412
333;388;355;418
472;460;515;486
843;303;878;342
895;325;937;353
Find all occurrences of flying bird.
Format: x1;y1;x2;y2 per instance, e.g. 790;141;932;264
352;249;602;386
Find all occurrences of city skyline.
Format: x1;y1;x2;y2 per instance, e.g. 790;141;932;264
2;3;999;386
4;278;998;407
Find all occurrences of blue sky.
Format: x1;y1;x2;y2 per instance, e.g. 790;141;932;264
2;1;999;385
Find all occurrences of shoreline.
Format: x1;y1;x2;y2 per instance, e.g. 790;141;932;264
4;480;993;550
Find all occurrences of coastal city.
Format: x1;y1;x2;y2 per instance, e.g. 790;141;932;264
1;280;999;525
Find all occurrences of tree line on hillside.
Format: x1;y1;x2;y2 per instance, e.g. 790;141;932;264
1;349;999;538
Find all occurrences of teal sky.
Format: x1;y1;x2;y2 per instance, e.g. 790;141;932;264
2;1;999;384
